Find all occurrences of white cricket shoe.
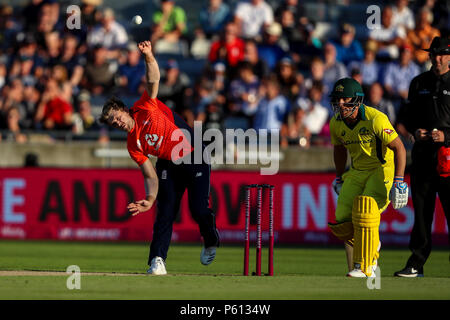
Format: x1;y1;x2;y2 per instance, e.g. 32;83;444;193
200;246;217;265
347;241;381;278
147;256;167;275
347;263;377;278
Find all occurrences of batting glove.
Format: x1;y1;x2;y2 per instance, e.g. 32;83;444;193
389;176;409;209
332;176;344;195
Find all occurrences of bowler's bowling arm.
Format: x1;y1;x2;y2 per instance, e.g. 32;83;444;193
144;51;160;99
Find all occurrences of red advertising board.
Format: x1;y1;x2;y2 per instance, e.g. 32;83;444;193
0;169;447;246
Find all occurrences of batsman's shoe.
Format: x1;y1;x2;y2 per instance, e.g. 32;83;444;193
200;246;217;265
394;266;424;278
147;257;167;275
347;264;376;278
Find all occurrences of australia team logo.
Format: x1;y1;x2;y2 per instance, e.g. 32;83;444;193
359;127;371;136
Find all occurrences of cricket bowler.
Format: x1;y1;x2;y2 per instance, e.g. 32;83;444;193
99;41;220;275
328;78;408;277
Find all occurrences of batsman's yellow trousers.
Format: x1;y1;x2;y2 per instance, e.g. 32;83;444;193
335;164;394;222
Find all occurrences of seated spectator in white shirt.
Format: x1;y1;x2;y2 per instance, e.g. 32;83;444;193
368;6;406;60
294;82;328;135
392;0;415;31
253;75;290;131
87;8;128;59
234;0;274;40
382;44;420;102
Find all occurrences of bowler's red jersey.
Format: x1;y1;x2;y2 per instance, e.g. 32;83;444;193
127;91;193;165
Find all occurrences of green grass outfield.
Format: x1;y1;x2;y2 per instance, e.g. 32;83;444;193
0;240;449;300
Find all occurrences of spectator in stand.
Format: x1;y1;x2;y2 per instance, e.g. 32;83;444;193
57;35;85;90
244;40;270;79
275;0;304;24
158;59;191;117
117;42;145;96
40;30;61;67
0;5;21;53
302;57;329;101
36;0;63;34
34;77;73;130
190;27;212;60
330;23;364;66
87;7;128;59
366;82;396;124
234;0;274;40
253;75;290;131
81;0;103;31
22;0;44;32
275;57;302;103
151;0;187;55
257;22;288;71
294;82;329;138
348;40;381;92
192;77;226;131
228;61;260;117
323;42;348;93
72;90;102;135
208;21;245;69
82;45;117;95
209;62;227;106
2;106;27;143
199;0;231;39
290;19;322;71
392;0;415;31
51;64;68;86
416;0;449;33
22;78;41;129
383;44;420;106
283;106;310;148
368;5;406;60
10;33;44;80
191;77;214;123
406;7;440;66
278;7;302;45
0;79;26;125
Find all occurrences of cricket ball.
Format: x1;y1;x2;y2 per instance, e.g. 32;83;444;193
132;15;142;25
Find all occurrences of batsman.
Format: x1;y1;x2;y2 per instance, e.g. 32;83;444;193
328;78;408;277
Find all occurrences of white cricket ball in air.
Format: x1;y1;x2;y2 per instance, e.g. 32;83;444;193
132;15;143;25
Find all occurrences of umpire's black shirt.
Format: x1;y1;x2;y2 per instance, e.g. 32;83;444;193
399;69;450;171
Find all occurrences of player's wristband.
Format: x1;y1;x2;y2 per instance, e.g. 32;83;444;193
393;176;404;183
335;176;343;184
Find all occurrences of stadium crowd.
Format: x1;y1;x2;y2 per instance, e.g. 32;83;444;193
0;0;448;147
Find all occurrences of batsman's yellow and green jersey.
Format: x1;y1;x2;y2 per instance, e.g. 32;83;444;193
330;105;398;222
330;105;398;170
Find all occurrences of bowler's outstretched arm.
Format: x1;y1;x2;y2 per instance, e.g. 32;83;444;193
138;41;160;99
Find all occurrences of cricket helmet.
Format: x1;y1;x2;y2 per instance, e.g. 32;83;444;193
329;78;364;118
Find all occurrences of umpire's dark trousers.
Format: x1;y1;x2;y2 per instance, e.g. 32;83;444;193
407;143;450;269
148;156;219;264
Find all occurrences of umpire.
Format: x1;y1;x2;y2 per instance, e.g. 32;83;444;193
395;37;450;277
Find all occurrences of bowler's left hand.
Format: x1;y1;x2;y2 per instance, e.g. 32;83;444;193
127;199;153;216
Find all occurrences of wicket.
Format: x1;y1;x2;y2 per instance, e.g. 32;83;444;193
243;184;274;276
